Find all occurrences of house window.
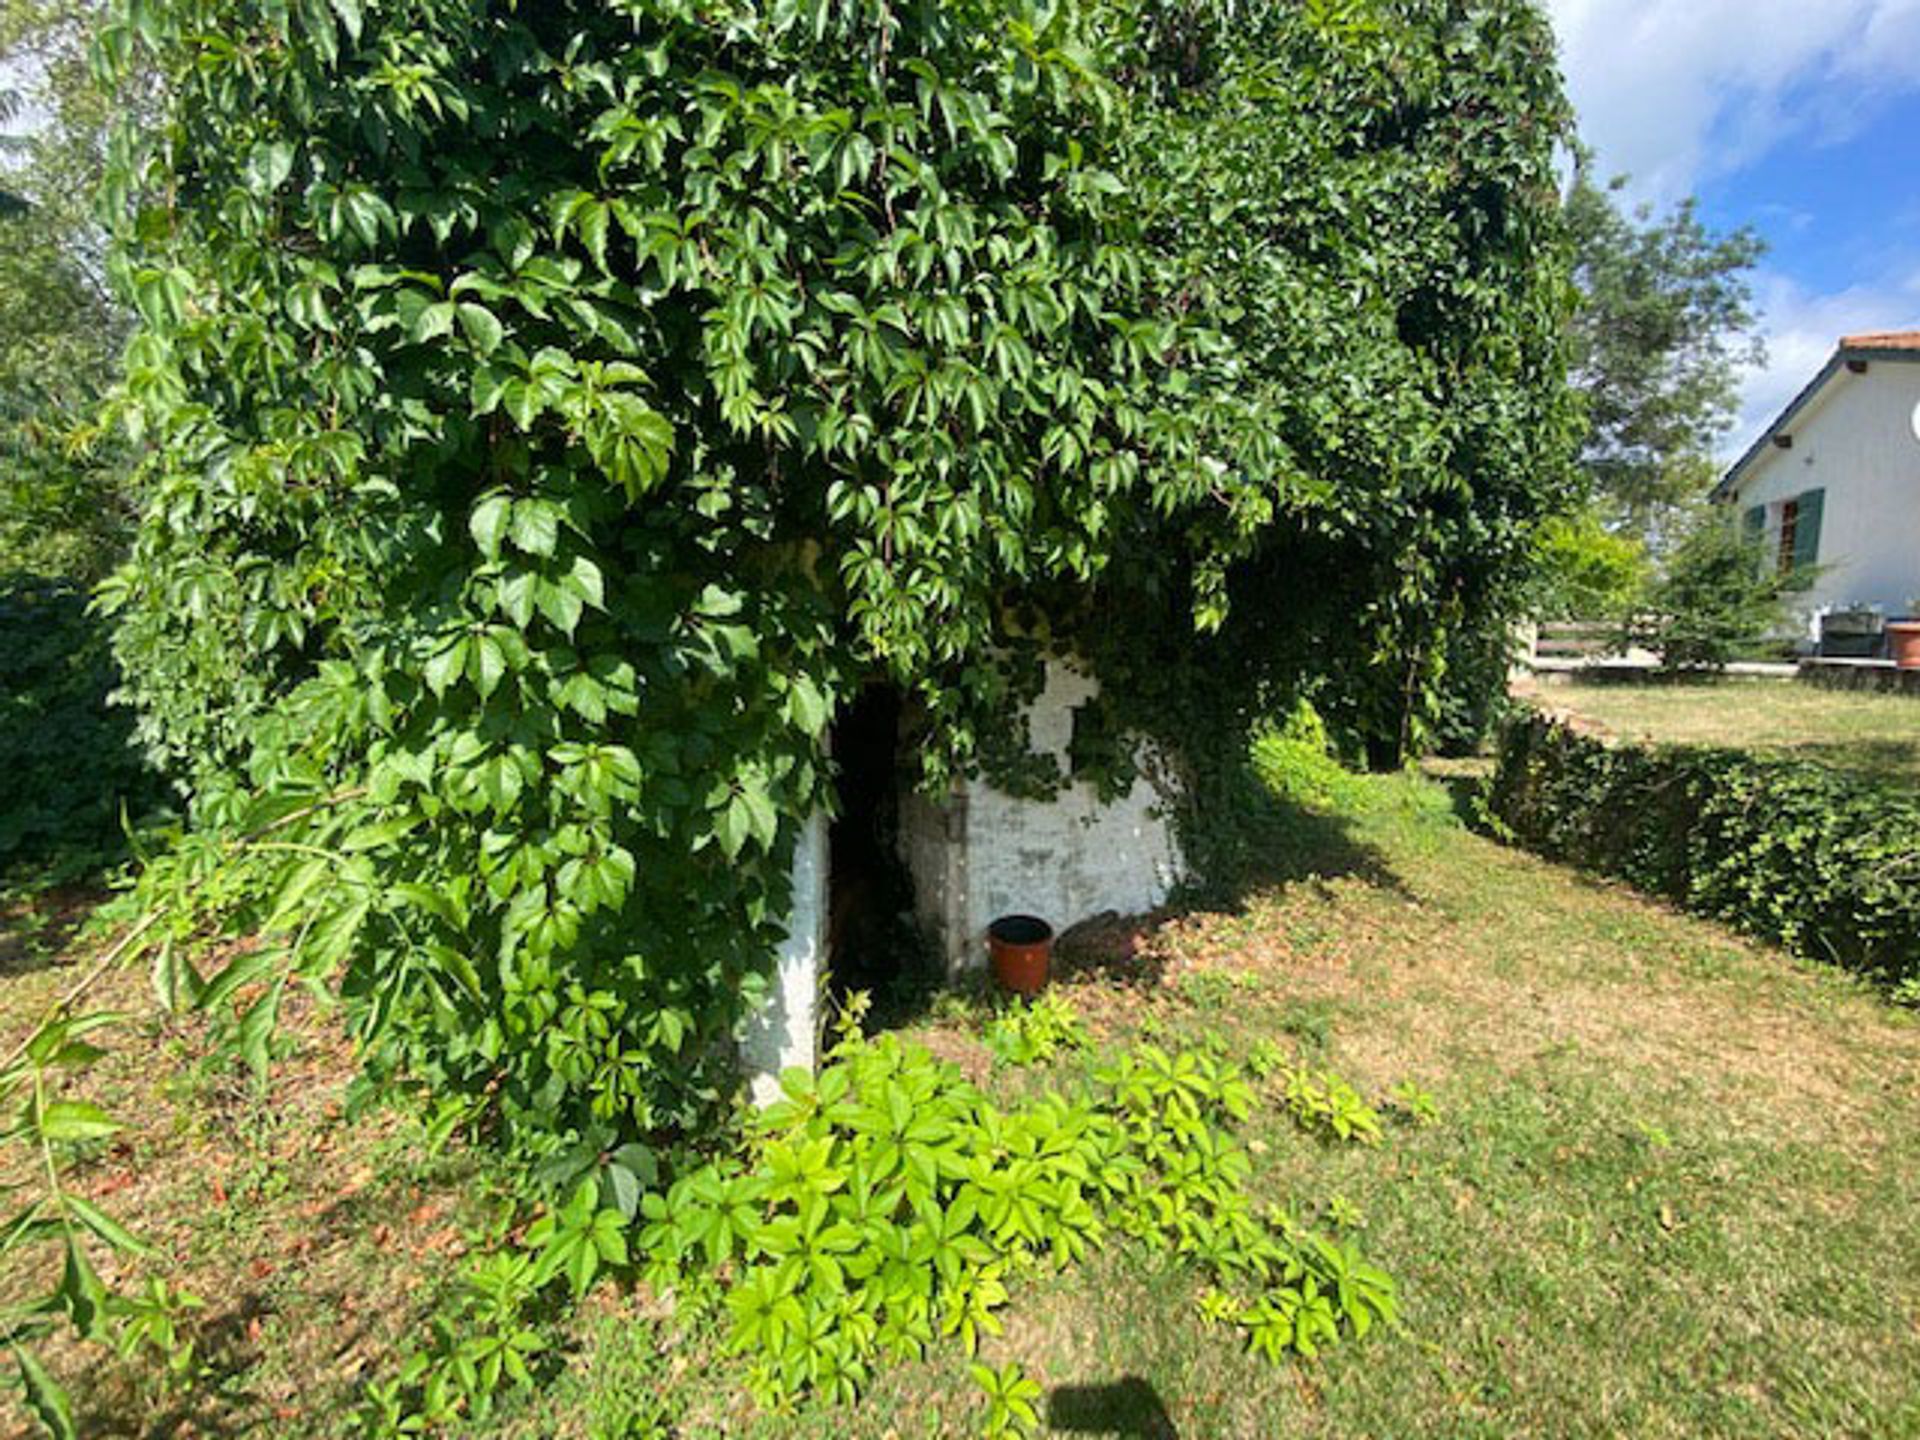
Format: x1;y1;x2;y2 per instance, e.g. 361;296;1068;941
1776;498;1799;573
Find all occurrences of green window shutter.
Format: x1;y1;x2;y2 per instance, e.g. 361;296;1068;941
1742;504;1765;541
1792;488;1824;571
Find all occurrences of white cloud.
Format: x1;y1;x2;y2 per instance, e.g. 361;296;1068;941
1547;0;1920;201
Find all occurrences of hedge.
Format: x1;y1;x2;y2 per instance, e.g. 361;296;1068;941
1481;711;1920;988
0;575;168;885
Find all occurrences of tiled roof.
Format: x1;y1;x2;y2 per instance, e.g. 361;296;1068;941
1840;330;1920;351
1711;330;1920;500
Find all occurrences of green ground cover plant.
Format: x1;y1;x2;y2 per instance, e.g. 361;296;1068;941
352;999;1397;1435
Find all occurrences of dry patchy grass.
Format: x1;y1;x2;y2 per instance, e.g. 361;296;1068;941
1527;678;1920;789
5;771;1919;1438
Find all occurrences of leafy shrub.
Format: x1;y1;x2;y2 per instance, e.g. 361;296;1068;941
1483;712;1920;987
95;0;1580;1169
1275;1064;1383;1145
1251;703;1368;811
984;991;1090;1068
972;1360;1044;1438
1630;518;1799;671
0;575;168;886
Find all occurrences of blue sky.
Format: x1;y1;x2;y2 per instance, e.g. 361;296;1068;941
1547;0;1920;459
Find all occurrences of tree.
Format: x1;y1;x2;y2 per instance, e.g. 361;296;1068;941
0;9;169;887
0;0;142;579
1566;159;1765;545
1633;513;1797;671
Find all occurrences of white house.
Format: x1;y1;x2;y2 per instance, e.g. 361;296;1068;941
1713;330;1920;634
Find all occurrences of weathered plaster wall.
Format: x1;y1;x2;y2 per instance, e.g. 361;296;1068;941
908;659;1183;974
739;808;826;1106
750;660;1184;1101
1733;361;1920;625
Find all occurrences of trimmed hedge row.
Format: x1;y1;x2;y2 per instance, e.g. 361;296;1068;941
1482;712;1920;988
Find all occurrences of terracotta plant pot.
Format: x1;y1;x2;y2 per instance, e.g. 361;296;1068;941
987;914;1054;996
1889;621;1920;670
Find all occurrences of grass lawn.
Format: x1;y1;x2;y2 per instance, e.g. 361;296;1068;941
5;771;1919;1438
1528;678;1920;789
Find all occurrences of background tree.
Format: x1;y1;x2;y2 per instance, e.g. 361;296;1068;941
1565;157;1766;547
1631;518;1798;671
0;5;167;885
0;0;138;579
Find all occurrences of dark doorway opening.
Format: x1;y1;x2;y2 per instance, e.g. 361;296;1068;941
828;683;918;1004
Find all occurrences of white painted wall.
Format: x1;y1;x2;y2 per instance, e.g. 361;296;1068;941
905;659;1183;975
749;660;1183;1098
739;809;825;1106
1730;360;1920;626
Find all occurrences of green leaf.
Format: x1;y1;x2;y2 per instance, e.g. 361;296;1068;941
716;793;752;859
237;984;282;1080
469;494;511;558
424;636;470;696
330;0;364;42
579;201;611;273
60;1235;109;1339
63;1193;153;1258
536;578;584;637
339;814;422;852
198;947;280;1010
37;1101;120;1144
787;675;830;735
410;300;457;343
498;569;538;628
458;302;505;355
567;556;605;610
150;938;202;1014
243;140;295;195
16;1347;76;1440
264;855;332;932
509;500;560;558
470;633;509;697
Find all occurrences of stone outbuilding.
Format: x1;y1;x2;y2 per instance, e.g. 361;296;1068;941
741;656;1182;1102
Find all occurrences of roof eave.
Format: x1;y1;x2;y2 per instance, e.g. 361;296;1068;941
1710;345;1920;503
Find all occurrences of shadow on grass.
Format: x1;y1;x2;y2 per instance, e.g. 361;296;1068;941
0;886;102;979
1418;762;1491;830
1792;737;1920;790
1049;1376;1179;1437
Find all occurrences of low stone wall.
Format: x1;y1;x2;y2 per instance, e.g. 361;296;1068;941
1797;658;1920;697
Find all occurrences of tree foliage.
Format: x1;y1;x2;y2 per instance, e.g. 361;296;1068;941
1631;514;1797;671
1;3;168;891
0;0;142;580
1565;162;1765;543
97;0;1577;1163
1532;504;1649;621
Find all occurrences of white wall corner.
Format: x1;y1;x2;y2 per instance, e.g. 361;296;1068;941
741;808;827;1108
